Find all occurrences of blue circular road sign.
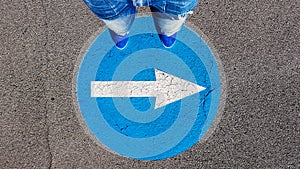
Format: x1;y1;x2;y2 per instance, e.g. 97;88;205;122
74;16;225;160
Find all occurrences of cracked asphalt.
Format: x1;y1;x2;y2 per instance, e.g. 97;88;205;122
1;0;299;168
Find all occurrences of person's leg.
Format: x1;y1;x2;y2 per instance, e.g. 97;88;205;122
149;0;198;48
102;12;135;37
83;0;136;49
102;14;135;49
150;6;190;48
102;3;137;49
151;10;189;36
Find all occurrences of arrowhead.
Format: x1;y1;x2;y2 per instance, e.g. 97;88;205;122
154;69;206;109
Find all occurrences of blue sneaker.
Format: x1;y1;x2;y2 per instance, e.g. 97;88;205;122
109;30;129;50
158;33;177;48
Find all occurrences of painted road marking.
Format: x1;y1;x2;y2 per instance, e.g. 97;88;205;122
74;16;225;160
91;69;206;109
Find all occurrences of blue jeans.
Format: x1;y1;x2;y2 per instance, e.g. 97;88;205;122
83;0;198;36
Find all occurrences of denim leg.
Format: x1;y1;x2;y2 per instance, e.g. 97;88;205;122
83;0;137;36
150;6;190;36
102;13;136;36
83;0;135;20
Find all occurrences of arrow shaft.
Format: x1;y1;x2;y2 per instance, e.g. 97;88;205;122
91;81;157;97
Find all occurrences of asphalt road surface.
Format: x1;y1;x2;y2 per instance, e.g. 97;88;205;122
1;0;299;168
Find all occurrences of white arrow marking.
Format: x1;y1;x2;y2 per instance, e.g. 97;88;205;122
91;69;206;109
